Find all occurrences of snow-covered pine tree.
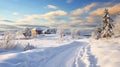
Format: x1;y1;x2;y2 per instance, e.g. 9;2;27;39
92;9;114;39
92;26;102;39
22;28;31;39
57;29;64;40
71;29;81;39
101;9;114;38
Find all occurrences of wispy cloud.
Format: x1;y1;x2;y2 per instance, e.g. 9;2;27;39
17;10;67;23
70;3;97;17
0;19;14;23
0;20;22;31
90;3;120;16
46;5;58;10
66;0;73;3
13;3;105;29
13;12;19;16
1;2;119;32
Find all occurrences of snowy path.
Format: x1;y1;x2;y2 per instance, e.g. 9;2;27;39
0;41;98;67
43;41;87;67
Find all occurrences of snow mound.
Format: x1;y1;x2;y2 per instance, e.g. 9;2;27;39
91;38;120;67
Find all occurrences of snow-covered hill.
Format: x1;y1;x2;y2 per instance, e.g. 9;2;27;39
0;34;120;67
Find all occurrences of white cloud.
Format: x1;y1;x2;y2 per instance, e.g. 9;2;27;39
2;2;120;32
70;3;97;17
90;3;120;16
15;3;99;28
13;12;19;16
67;0;72;3
84;3;97;11
17;10;68;25
14;3;110;28
43;10;67;20
46;5;58;10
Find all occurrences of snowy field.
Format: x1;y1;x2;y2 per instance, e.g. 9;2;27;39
0;34;120;67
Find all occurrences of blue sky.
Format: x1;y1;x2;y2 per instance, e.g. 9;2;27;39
0;0;120;31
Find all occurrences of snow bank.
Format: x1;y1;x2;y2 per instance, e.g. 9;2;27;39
90;38;120;67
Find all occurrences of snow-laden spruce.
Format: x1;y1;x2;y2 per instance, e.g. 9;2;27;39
92;9;114;39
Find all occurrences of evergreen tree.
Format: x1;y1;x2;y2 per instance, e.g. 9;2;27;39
101;9;114;38
92;26;102;39
92;9;114;39
23;28;31;39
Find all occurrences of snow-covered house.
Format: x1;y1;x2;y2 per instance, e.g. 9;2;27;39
31;28;37;36
31;27;44;35
42;28;57;34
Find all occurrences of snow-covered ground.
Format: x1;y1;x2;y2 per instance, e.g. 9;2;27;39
0;34;120;67
90;38;120;67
